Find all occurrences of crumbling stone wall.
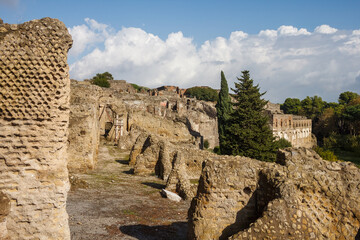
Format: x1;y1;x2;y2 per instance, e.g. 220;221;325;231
0;18;72;239
68;83;102;172
69;81;219;153
188;148;360;239
128;110;193;144
108;79;136;93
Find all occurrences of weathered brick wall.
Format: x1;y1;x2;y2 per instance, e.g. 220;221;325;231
0;18;72;239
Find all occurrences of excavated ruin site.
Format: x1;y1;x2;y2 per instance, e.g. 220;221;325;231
1;18;360;240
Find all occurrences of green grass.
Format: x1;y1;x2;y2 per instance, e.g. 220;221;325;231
334;150;360;167
190;179;199;184
122;209;137;215
88;173;119;182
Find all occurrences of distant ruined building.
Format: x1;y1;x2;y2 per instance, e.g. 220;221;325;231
264;102;315;148
150;85;186;98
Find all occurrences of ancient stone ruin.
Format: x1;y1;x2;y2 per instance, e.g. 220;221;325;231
67;79;219;174
68;83;102;172
188;148;360;239
0;18;72;239
265;102;315;148
129;131;214;199
1;16;359;240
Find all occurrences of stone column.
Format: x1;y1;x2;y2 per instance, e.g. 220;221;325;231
0;18;72;239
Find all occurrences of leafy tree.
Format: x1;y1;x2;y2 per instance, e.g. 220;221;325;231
313;107;338;142
342;104;360;135
325;102;339;109
349;96;360;105
281;98;301;114
339;91;359;105
301;96;325;119
215;71;232;154
222;70;277;162
185;86;219;102
91;72;113;88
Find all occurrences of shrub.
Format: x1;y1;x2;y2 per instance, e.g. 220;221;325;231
213;146;221;154
185;86;219;102
131;83;149;92
92;77;110;88
91;72;112;88
323;133;338;149
275;138;292;149
313;146;338;162
203;139;209;149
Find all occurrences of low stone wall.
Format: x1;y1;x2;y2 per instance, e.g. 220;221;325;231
188;148;360;239
0;18;72;239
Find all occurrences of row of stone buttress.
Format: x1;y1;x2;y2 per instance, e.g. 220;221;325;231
0;18;72;239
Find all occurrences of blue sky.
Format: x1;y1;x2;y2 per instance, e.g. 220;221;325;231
1;0;360;102
2;0;359;43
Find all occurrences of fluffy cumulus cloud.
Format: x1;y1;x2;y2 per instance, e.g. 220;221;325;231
68;18;112;56
314;25;338;34
69;19;360;103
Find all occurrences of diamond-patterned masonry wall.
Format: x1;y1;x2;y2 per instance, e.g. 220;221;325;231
0;18;72;239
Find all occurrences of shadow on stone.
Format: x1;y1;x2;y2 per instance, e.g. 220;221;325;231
122;169;134;175
116;159;129;165
119;222;187;240
142;182;166;190
219;172;279;240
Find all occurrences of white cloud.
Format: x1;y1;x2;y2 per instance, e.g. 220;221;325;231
277;25;311;36
352;29;360;35
259;29;277;38
69;21;360;103
229;31;248;42
315;25;338;34
68;18;112;56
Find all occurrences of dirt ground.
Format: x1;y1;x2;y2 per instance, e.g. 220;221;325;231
67;139;191;240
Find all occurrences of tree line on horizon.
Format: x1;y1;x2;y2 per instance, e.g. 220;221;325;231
281;91;360;157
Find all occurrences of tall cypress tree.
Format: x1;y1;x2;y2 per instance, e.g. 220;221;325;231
216;71;232;154
222;70;277;162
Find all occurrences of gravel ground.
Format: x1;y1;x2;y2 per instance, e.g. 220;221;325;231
67;139;191;240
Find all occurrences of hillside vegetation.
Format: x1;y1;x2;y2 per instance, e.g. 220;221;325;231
281;91;360;164
184;86;218;102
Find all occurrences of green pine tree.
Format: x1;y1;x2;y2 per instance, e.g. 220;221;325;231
216;71;232;154
222;70;277;162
